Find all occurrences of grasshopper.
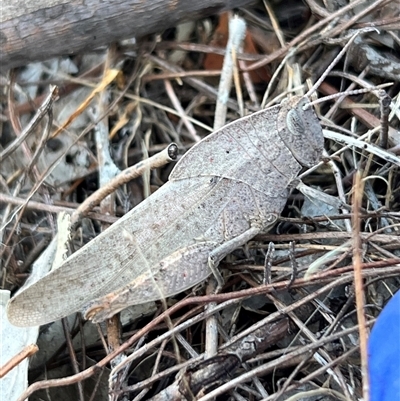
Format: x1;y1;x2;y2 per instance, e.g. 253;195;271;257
7;95;324;326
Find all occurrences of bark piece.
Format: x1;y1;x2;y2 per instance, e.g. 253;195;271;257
1;0;256;71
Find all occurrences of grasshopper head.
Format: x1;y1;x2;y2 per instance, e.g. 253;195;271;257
277;96;324;168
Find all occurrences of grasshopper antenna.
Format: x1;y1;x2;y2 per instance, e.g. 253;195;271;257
303;82;393;110
305;27;380;99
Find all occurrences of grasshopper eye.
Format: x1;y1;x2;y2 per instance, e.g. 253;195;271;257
277;96;324;168
286;109;305;136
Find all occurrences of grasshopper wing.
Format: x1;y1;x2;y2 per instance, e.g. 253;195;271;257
7;177;225;326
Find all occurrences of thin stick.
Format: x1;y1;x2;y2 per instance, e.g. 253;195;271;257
0;86;58;161
164;78;201;142
71;143;178;225
304;83;393;109
0;193;117;224
243;0;383;72
94;46;125;380
214;15;246;130
205;279;219;358
0;344;39;378
378;89;391;149
305;28;378;98
62;318;84;401
352;171;370;401
231;47;244;118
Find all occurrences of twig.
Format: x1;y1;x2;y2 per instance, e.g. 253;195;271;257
243;0;378;71
328;0;391;37
164;79;201;142
0;86;59;161
197;322;372;401
51;67;121;138
378;89;391;149
150;54;241;115
94;48;126;395
205;279;219;358
71;143;178;226
257;231;400;245
61;318;85;401
0;344;39;378
214;15;246;130
352;171;370;401
0;193;118;224
263;347;359;401
323;130;400;167
305;28;378;98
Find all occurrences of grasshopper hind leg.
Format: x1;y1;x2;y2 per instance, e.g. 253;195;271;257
83;241;219;322
208;224;263;292
84;221;270;322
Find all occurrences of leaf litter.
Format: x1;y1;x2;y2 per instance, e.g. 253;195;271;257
1;1;400;400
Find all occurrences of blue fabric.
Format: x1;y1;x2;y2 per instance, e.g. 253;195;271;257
368;290;400;401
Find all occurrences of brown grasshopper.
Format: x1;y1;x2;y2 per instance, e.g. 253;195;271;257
7;95;324;326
